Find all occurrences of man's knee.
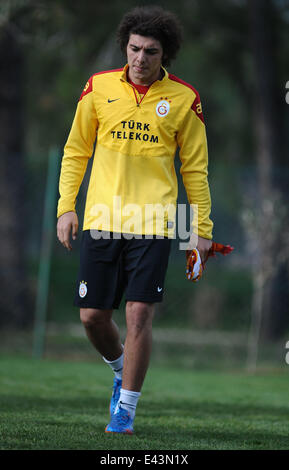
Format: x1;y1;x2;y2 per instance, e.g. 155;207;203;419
80;308;113;327
126;302;155;333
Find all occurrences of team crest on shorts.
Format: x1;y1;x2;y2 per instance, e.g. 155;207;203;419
156;99;170;117
79;281;87;298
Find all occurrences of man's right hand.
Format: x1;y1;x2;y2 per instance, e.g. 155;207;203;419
57;211;79;251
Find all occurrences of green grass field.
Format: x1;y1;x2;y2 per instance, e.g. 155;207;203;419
0;356;288;450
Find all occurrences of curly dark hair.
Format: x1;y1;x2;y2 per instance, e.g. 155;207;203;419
116;5;183;67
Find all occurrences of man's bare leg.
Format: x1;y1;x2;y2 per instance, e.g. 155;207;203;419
80;308;123;361
122;301;155;392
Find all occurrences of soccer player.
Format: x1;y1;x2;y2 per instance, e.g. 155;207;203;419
57;6;213;434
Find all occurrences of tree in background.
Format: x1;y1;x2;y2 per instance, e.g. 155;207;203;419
0;2;31;327
245;0;289;369
181;0;289;348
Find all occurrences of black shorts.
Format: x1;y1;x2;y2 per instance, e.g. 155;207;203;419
73;230;172;309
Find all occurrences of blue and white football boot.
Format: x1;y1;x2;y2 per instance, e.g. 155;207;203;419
105;404;134;434
109;377;122;416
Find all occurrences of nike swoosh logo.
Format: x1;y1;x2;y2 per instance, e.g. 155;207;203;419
108;98;120;103
157;287;163;292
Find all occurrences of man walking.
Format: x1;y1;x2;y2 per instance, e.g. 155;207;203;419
57;6;213;434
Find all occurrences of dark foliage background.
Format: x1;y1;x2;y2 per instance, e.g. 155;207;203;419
1;0;289;369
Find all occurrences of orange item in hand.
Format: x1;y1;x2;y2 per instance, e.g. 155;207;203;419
186;242;234;282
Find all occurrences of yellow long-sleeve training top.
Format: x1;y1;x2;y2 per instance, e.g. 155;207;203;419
57;64;213;239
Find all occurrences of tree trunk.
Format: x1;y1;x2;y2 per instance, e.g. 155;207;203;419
0;27;32;328
247;0;288;344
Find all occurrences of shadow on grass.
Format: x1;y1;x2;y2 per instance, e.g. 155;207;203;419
1;394;289;449
142;398;289;419
2;394;289;418
0;395;109;414
139;425;289;450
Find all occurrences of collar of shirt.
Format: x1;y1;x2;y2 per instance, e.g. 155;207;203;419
127;78;150;95
120;64;168;88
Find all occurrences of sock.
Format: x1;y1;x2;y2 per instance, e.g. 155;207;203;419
116;388;141;419
102;346;124;380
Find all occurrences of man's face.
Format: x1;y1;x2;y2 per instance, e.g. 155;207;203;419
126;34;163;85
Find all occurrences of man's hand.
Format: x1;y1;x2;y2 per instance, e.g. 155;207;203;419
196;236;212;263
57;211;79;251
185;238;233;282
185;236;212;282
